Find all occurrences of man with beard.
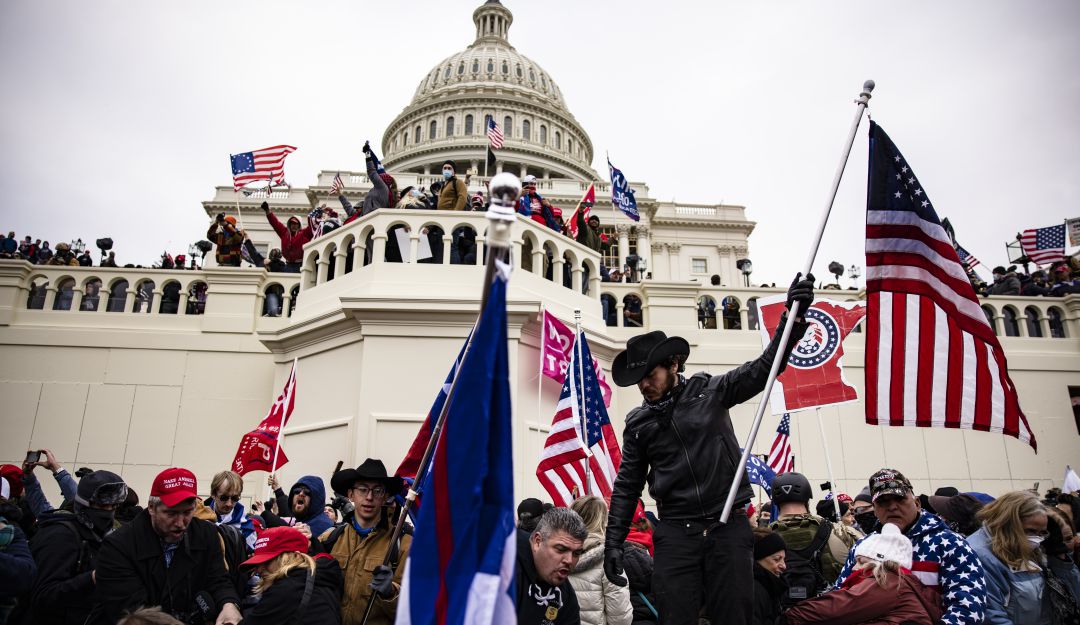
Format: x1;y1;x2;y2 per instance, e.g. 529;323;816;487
87;468;241;625
278;475;332;539
516;507;585;625
28;471;128;625
321;459;411;625
602;275;815;625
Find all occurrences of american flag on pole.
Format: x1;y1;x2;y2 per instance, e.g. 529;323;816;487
486;118;504;149
955;244;981;272
864;122;1034;450
328;172;344;195
230;145;296;191
767;414;795;474
1019;224;1066;265
537;332;622;507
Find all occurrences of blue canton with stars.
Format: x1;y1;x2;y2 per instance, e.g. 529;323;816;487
230;152;256;175
868;121;941;225
1032;224;1065;251
568;332;610;447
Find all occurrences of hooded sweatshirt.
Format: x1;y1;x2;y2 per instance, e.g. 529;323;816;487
265;210;313;264
289;476;331;538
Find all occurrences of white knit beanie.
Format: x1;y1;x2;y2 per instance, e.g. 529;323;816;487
854;522;913;570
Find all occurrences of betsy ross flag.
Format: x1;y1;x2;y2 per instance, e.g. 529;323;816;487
231;361;297;475
329;172;345;195
956;244;980;272
565;184;596;240
230;145;296;191
395;266;515;625
487;118;504;149
1020;224;1066;265
865;122;1034;449
537;331;622;507
767;414;795;474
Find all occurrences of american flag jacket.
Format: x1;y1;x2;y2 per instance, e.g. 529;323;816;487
832;509;986;625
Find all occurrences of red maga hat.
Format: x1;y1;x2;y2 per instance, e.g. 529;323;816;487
150;467;198;507
241;526;310;567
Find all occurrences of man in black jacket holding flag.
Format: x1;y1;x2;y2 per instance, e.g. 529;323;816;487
603;274;814;625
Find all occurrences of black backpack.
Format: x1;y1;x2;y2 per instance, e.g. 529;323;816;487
779;520;832;609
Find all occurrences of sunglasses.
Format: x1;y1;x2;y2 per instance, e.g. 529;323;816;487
290;487;312;498
215;494;241;503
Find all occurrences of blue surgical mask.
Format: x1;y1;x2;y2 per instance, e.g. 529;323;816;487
442;169;453;179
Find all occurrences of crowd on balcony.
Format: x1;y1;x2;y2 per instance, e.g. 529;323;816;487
3;447;1078;625
975;261;1080;298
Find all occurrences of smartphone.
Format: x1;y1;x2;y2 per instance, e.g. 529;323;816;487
25;450;41;464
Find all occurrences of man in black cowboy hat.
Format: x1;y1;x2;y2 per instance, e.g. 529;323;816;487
602;274;815;625
321;458;410;625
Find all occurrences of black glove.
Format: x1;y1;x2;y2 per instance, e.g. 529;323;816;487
363;141;371;155
260;201;269;212
603;547;627;586
786;272;815;313
216;212;225;223
370;564;395;599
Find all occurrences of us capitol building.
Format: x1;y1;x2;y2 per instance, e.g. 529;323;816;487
2;0;1077;507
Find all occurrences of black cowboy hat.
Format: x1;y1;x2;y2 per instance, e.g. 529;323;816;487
612;331;690;387
331;458;404;497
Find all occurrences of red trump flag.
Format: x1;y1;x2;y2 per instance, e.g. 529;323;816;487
757;295;867;414
232;361;297;475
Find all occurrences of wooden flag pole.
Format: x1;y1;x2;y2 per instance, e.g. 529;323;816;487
720;80;874;524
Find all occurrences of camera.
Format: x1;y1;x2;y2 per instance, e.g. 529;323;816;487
330;494;354;516
25;450;41;464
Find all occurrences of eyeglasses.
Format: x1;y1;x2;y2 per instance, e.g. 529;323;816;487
215;494;241;503
351;485;387;499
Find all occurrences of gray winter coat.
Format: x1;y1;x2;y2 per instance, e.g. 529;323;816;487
569;533;632;625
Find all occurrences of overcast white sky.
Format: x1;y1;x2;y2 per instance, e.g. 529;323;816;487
2;1;1077;285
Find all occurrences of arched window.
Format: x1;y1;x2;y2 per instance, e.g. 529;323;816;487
457;62;465;75
540;125;547;144
465;114;474;135
522;120;531;141
414;126;421;144
1024;306;1043;337
567;138;573;154
429;120;437;140
601;294;617;327
504;116;512;138
446;116;455;136
472;59;479;73
443;65;451;79
529;68;536;83
53;278;75;311
403;130;408;146
981;305;997;333
487;59;494;73
697;296;717;329
501;61;509;75
555;131;562;149
541;75;548;90
1049;307;1067;338
1002;307;1020;337
516;64;523;78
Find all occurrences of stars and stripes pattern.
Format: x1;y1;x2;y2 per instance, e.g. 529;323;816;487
955;245;980;272
537;332;622;507
834;511;986;625
486;118;504;149
329;172;344;195
1020;224;1066;265
766;414;795;474
864;122;1034;449
229;145;296;191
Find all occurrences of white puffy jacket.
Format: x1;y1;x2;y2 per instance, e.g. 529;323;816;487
569;533;633;625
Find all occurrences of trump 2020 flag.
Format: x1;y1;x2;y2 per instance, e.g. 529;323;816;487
540;309;613;408
757;295;867;414
396;269;515;625
231;361;297;475
742;449;778;496
608;158;639;221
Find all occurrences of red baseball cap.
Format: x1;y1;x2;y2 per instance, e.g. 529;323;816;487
150;468;198;507
242;526;310;567
0;465;24;498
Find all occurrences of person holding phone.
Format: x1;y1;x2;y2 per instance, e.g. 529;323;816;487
19;448;78;519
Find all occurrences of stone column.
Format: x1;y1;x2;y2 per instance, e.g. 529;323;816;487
371;233;387;264
635;226;651;278
71;287;84;312
123;288;137;313
616;302;625;328
512;239;524;270
442;234;453;264
335;247;349;273
588;271;601;299
616;224;631;269
992;311;1005;337
520;164;527;178
1038;312;1051;338
532;247;545;276
178;292;190;315
316;258;330;284
281;290;292;318
1063;294;1080;338
350;239;364;272
668;243;681;281
408;232;420;264
571;266;583;293
552;255;566;285
652;242;667;281
43;285;58;311
717;245;734;286
300;265;313;291
150;290;163;315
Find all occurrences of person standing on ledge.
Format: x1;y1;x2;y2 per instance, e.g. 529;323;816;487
602;274;815;625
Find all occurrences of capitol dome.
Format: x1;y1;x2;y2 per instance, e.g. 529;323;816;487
381;0;597;181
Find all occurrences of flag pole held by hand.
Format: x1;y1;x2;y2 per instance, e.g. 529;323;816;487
719;80;874;524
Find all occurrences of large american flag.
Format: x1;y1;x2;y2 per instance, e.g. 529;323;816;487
230;145;296;191
864;122;1034;449
537;332;621;507
1020;224;1066;265
767;414;795;474
955;244;980;272
487;118;504;149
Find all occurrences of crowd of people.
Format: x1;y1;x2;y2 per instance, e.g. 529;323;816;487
976;262;1080;298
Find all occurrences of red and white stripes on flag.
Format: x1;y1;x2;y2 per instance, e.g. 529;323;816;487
536;332;621;507
767;414;795;474
230;145;296;191
329;172;344;195
487;118;504;150
864;122;1035;450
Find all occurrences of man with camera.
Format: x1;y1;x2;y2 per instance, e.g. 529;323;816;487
206;213;244;268
87;468;241;625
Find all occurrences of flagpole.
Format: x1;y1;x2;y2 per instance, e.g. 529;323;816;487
538;308;546;456
815;407;842;522
357;173;521;625
266;358;296;504
720;80;874;524
574;308;591;496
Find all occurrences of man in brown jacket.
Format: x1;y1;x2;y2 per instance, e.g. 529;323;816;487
436;160;468;211
320;459;412;625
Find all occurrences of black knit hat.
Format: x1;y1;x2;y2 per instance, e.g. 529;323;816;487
442;160;456;172
754;531;786;561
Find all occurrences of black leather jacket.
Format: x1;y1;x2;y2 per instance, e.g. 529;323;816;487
606;314;808;548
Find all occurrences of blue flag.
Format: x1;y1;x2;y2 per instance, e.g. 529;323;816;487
608;158;639;222
742;448;778;496
397;268;516;625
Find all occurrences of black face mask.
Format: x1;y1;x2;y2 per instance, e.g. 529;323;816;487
81;508;116;537
0;501;22;523
855;511;877;535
